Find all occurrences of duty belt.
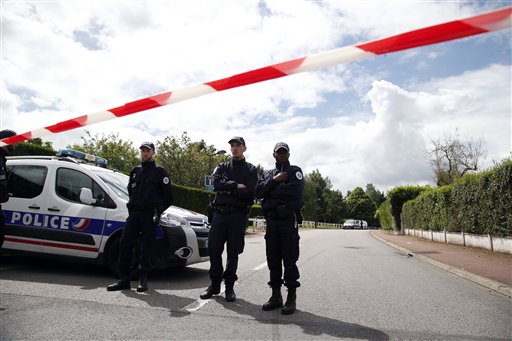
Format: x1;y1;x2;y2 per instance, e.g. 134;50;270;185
264;206;294;219
214;205;246;214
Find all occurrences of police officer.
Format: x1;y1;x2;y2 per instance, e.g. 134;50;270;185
107;142;173;292
200;136;257;302
0;129;17;248
256;142;304;315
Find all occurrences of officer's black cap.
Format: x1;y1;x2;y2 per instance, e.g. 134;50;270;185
0;129;17;140
228;136;246;146
140;141;155;151
274;142;289;152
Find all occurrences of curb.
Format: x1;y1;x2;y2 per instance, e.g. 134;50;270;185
371;231;512;298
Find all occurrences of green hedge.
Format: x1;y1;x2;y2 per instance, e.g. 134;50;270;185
12;142;56;156
402;159;512;236
375;199;393;230
387;185;429;231
249;204;263;218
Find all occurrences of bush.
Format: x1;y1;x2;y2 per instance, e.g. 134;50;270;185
387;185;429;231
11;142;56;156
375;199;393;230
171;184;210;215
402;159;512;236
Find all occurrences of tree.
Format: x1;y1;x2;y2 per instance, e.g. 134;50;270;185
68;131;139;174
324;189;346;224
303;170;330;223
345;187;377;226
428;130;487;186
365;183;385;207
156;132;229;188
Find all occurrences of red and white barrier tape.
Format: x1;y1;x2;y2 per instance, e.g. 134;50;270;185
1;7;510;146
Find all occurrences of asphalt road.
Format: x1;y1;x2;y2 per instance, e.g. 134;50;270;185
1;230;511;340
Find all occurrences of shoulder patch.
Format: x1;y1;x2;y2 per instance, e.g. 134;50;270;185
163;177;170;184
296;171;303;180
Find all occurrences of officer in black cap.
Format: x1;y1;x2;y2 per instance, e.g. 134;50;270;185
107;141;173;292
0;129;17;248
256;142;304;315
200;136;258;302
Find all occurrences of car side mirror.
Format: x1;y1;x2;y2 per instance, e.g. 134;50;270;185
79;187;97;205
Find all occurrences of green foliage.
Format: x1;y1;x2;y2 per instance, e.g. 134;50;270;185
249;204;263;218
156;132;229;188
365;183;385;207
402;159;512;236
302;169;330;222
324;189;346;224
11;140;56;156
345;187;377;226
302;169;346;223
68;131;139;174
402;186;454;232
375;199;393;230
388;185;429;231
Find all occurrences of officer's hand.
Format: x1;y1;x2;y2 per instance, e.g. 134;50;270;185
273;172;289;183
237;183;247;189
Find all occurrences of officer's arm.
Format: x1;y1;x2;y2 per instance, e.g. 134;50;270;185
158;168;173;214
235;166;258;200
212;164;237;192
127;168;136;197
271;169;305;200
256;170;278;199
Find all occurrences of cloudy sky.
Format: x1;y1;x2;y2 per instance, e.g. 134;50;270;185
1;1;510;194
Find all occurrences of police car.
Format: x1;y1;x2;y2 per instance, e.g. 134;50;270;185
1;150;210;276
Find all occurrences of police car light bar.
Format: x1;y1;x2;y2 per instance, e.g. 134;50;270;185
57;149;108;168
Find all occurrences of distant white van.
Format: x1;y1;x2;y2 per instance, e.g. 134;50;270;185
343;219;368;229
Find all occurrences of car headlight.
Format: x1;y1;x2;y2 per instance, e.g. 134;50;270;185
159;212;191;228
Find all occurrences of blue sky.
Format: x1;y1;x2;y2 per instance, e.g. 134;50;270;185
1;1;510;193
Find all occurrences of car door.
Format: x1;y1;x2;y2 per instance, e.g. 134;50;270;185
2;163;48;253
40;166;112;258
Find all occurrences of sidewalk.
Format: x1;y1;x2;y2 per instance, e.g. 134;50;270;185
371;229;512;297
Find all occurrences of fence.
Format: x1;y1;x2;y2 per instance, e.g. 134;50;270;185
404;228;512;254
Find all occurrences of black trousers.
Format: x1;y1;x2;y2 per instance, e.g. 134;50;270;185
208;210;247;285
0;212;4;249
265;215;300;289
119;210;156;277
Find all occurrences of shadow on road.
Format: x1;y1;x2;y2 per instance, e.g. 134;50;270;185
121;288;196;315
0;255;209;291
216;298;389;341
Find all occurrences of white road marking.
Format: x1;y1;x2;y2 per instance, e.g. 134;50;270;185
182;283;226;313
253;262;267;271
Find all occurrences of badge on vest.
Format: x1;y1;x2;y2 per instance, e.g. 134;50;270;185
296;171;303;180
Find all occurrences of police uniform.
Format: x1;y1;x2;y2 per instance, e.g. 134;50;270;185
201;137;257;301
0;129;17;248
108;142;173;292
256;142;304;314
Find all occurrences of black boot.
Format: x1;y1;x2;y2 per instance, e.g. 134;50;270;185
200;283;221;299
225;282;236;302
262;286;283;311
137;274;148;292
107;276;131;291
281;288;296;315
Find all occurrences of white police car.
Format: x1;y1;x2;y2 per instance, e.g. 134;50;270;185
1;150;210;276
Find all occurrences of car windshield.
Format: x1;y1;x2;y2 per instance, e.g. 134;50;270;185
91;168;129;200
